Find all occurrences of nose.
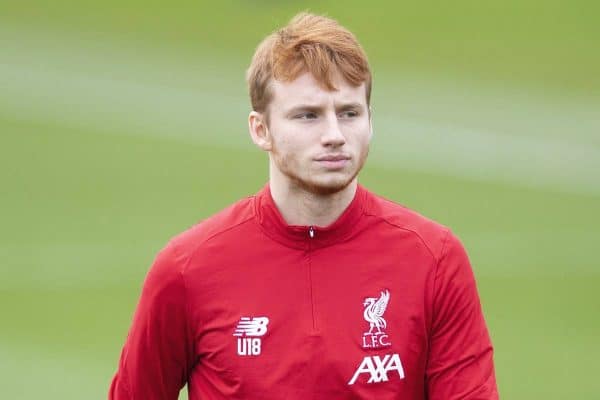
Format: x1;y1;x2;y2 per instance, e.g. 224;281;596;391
321;114;346;147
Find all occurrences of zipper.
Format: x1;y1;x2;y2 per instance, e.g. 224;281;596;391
307;226;317;331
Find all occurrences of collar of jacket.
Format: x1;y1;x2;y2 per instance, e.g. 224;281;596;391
254;183;367;250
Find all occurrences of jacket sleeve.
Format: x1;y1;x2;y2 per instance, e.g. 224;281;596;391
109;242;195;399
425;231;499;399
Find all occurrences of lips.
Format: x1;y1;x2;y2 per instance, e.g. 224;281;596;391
315;154;350;162
314;154;351;170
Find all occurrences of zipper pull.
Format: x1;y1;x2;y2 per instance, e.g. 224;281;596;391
308;226;315;238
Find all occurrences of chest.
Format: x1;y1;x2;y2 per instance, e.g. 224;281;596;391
185;242;434;398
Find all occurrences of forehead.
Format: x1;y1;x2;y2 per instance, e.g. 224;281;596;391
269;72;367;109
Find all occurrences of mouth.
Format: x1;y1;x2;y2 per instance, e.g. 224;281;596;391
314;154;351;169
315;154;351;162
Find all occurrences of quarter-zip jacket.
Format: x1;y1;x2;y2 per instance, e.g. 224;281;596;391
109;184;498;399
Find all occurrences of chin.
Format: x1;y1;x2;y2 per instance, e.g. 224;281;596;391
308;182;351;196
274;153;367;196
295;174;357;196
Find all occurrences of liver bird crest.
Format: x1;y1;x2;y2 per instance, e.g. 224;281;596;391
363;290;390;335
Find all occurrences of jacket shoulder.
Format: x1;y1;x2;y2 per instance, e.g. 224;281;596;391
168;195;257;254
364;191;452;261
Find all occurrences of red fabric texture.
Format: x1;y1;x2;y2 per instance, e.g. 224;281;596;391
109;184;498;399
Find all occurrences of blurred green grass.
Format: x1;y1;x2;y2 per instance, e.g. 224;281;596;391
3;0;600;95
1;1;599;399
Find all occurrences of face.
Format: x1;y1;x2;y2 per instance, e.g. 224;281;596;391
249;72;372;196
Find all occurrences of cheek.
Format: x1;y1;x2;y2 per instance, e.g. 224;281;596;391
348;122;372;147
271;136;296;157
271;127;310;155
269;131;302;166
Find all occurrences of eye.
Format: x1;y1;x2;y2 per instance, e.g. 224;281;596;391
295;112;318;120
339;110;359;119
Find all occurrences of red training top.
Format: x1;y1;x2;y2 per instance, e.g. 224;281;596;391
109;184;498;399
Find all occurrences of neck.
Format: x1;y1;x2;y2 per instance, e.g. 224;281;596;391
269;179;358;227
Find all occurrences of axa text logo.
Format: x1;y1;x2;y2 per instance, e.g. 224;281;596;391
348;354;405;385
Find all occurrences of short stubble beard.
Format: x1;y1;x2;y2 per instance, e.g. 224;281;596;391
271;144;370;197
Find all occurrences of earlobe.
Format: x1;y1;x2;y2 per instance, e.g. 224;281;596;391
248;111;272;151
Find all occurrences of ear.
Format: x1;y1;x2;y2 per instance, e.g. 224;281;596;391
248;111;272;151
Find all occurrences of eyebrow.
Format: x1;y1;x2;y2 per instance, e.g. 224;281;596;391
336;102;364;111
285;105;323;116
285;102;365;116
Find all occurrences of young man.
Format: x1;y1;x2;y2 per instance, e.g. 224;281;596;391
109;13;498;399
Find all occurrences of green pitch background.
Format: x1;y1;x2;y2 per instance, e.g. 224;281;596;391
1;1;599;398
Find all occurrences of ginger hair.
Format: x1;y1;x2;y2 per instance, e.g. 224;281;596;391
246;12;372;114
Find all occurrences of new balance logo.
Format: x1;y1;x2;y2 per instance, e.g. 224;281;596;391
233;317;269;337
348;354;405;385
233;316;269;356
